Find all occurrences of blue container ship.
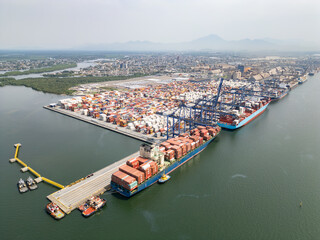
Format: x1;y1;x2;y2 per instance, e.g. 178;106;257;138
218;99;270;130
111;126;221;197
270;89;289;101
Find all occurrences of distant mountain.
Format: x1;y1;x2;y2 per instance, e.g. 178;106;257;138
77;34;320;52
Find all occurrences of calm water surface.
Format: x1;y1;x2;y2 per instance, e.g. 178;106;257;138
1;74;320;240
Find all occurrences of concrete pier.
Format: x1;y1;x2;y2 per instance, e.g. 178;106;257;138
44;106;166;144
47;151;140;214
34;177;43;183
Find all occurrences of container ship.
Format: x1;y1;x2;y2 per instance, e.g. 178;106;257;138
217;97;271;130
298;75;308;84
287;81;299;90
111;125;221;197
270;88;289;101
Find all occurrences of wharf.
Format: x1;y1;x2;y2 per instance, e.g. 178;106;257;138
47;151;139;214
44;106;165;144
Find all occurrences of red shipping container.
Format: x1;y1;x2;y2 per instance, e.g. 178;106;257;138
161;141;171;147
111;171;137;191
190;136;199;142
171;146;182;159
200;131;208;137
186;143;191;152
191;142;195;150
164;145;172;150
165;150;175;160
159;147;166;152
127;158;139;169
136;156;149;165
197;126;206;130
119;164;145;184
203;135;210;141
199;137;203;145
145;160;159;175
181;144;187;154
139;162;152;179
208;129;216;136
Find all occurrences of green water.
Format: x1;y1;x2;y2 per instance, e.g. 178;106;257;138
1;74;320;240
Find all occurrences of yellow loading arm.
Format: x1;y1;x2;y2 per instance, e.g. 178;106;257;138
12;144;64;189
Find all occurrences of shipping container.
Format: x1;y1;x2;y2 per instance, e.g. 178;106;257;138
119;165;145;184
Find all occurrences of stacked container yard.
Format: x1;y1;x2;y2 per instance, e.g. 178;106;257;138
57;79;221;137
56;78;278;136
57;90;182;136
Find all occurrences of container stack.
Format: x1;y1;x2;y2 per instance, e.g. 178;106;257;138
111;156;160;188
111;171;138;191
56;78;270;137
160;125;220;162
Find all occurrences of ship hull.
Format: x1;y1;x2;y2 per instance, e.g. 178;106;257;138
218;102;270;130
298;79;307;84
46;204;65;220
111;136;216;197
82;201;106;217
271;90;289;101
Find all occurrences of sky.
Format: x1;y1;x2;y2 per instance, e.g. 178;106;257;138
0;0;319;49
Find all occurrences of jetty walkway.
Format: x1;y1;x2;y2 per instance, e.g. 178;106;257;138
47;151;139;214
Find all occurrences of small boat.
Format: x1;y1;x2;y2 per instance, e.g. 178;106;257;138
26;176;38;190
78;201;90;212
46;202;65;220
82;206;96;217
82;196;106;217
158;174;171;183
17;178;28;193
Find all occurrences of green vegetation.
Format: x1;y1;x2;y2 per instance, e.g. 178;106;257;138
0;63;77;77
0;74;147;95
0;78;15;87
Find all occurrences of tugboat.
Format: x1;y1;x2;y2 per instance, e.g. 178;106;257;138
17;178;28;193
78;200;90;212
158;173;171;183
46;202;65;220
26;176;38;190
81;196;106;217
